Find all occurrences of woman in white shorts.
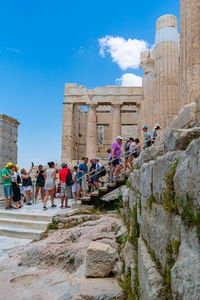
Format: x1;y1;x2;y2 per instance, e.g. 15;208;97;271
72;166;80;203
21;163;34;205
43;161;57;210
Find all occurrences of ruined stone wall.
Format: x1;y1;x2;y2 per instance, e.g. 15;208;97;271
0;115;20;197
120;96;200;299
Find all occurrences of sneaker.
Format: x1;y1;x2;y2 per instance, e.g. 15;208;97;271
43;207;48;210
51;204;57;208
27;203;32;206
112;176;117;179
5;206;11;210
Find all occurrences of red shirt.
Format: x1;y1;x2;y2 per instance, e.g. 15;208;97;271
59;168;72;183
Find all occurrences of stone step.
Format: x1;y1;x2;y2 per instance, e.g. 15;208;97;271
71;203;94;210
0;225;45;240
90;191;99;197
0;217;50;230
0;211;53;222
81;196;91;202
99;186;108;192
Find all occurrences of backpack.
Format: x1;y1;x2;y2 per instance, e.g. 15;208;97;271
100;166;106;177
66;169;74;186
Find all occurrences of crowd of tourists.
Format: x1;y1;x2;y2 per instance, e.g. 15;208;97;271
0;124;160;210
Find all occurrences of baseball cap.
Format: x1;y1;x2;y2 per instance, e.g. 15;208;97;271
116;136;123;140
143;126;148;130
95;157;100;161
5;162;13;168
61;163;67;168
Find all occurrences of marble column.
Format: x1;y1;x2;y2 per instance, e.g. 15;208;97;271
86;104;97;158
140;50;155;130
180;0;200;107
112;104;121;141
61;103;74;162
154;14;180;128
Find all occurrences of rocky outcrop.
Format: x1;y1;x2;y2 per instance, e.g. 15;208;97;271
0;214;124;299
138;237;165;300
120;103;200;300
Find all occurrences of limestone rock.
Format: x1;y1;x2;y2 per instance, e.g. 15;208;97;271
138;237;165;300
58;222;64;229
171;225;200;300
0;214;123;299
174;137;200;206
101;187;120;202
153;150;183;199
164;127;200;152
123;241;136;272
141;203;181;270
169;101;198;129
85;241;117;277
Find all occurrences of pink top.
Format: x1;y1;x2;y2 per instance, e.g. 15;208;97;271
110;141;122;159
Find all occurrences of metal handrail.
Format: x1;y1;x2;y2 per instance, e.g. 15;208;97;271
77;138;152;182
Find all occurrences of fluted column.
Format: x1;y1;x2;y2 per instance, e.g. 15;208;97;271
61;103;74;162
180;0;200;107
140;50;155;130
112;104;121;141
154;14;180;128
86;104;97;158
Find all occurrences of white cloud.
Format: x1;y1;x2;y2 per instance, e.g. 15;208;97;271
98;35;149;70
5;47;21;53
116;73;142;87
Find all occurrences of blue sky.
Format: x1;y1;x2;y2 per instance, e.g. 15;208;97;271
0;0;180;169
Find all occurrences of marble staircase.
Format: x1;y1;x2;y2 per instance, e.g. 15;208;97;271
0;211;52;240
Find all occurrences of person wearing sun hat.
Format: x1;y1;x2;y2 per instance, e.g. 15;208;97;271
1;162;14;209
151;123;161;144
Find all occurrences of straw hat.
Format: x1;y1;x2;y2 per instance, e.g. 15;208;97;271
5;162;13;168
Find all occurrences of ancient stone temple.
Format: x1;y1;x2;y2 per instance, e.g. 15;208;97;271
0;114;20;196
140;14;180;131
62;84;142;161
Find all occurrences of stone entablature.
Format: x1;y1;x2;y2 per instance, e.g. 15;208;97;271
62;84;142;162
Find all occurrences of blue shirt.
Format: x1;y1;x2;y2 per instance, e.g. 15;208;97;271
77;163;88;179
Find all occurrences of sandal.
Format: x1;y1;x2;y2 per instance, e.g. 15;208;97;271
43;207;48;210
52;204;57;208
60;205;63;208
65;205;71;208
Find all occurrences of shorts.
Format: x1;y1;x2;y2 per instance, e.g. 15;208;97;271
23;186;32;192
36;182;44;187
61;183;71;197
3;185;13;198
110;158;120;166
94;173;101;183
72;182;80;193
132;150;140;158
